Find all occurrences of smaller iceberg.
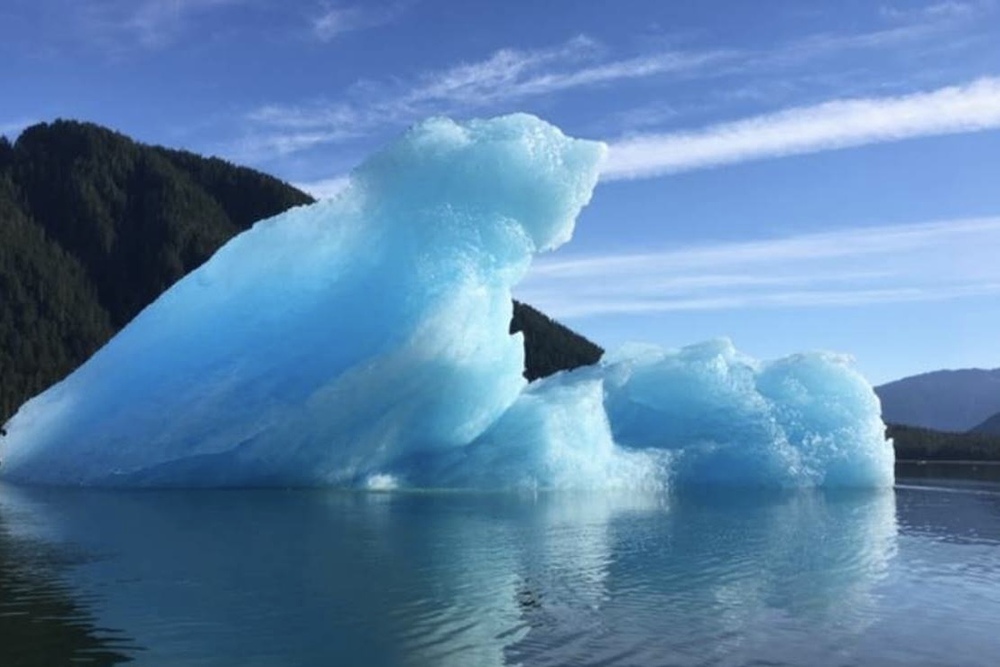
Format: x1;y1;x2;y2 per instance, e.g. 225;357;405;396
426;338;892;490
0;114;894;490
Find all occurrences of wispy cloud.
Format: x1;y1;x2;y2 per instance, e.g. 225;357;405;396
285;76;1000;195
312;2;409;42
293;175;351;199
781;12;956;57
603;77;1000;180
518;217;1000;317
83;0;243;50
879;0;983;22
236;36;734;160
236;0;992;164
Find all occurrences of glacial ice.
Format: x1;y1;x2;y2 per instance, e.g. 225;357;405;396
0;114;894;489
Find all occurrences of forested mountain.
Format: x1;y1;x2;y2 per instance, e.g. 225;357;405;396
875;368;1000;432
510;301;603;381
0;121;313;422
1;121;602;424
8;121;313;330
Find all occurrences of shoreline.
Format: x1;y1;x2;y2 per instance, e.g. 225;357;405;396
897;459;1000;466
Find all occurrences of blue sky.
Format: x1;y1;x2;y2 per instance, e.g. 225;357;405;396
2;0;999;383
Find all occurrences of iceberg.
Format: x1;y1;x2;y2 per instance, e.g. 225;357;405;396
0;114;894;489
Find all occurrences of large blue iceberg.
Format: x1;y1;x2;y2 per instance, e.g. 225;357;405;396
0;114;894;489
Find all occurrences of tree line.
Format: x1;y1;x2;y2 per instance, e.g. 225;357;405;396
887;423;1000;461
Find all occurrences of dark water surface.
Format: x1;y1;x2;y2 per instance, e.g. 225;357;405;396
2;465;999;666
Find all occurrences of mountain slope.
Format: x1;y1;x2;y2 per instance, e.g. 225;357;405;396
1;121;602;424
0;165;113;418
511;300;603;381
1;121;314;421
970;411;1000;435
10;121;313;329
875;368;1000;432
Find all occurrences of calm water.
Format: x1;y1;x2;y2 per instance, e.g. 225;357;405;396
2;465;999;666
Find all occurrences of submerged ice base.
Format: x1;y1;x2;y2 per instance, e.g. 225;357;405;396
0;115;894;489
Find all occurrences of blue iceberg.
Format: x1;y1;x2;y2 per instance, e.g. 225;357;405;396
0;114;894;489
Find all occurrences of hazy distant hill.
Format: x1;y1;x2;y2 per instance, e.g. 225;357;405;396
0;121;602;423
875;368;1000;432
970;411;1000;435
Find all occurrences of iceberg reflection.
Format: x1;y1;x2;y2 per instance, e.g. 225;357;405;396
0;484;896;666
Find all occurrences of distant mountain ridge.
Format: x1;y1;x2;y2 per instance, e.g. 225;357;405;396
0;120;602;423
877;367;1000;460
971;411;1000;435
875;368;1000;433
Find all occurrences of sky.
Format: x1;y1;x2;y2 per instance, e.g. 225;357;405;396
2;0;999;384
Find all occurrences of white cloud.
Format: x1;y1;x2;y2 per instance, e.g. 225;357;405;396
266;75;1000;203
518;217;1000;317
780;11;961;58
312;2;409;42
293;176;351;199
231;0;992;165
83;0;244;49
238;36;733;158
879;1;982;22
602;77;1000;180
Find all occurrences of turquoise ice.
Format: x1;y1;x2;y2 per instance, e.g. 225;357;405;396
0;115;894;489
